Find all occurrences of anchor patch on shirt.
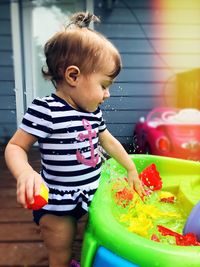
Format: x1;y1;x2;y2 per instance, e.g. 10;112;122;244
76;119;99;167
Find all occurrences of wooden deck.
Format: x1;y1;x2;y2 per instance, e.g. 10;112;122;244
0;146;85;267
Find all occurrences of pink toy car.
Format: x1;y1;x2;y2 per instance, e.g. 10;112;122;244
133;107;200;161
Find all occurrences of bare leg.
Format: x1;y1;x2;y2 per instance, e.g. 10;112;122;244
77;213;88;240
39;214;77;267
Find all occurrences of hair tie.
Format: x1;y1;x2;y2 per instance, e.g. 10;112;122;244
66;12;100;29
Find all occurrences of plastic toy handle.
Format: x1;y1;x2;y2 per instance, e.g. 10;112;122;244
157;225;182;238
158;225;200;246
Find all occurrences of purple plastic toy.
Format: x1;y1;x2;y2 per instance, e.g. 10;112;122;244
183;201;200;241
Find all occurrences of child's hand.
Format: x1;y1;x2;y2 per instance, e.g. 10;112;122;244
127;169;146;198
16;170;47;208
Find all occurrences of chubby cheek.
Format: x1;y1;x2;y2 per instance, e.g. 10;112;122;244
91;90;103;102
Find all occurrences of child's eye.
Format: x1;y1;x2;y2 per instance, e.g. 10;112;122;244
102;85;106;89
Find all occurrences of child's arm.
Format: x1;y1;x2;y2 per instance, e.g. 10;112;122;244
4;129;44;208
99;129;145;196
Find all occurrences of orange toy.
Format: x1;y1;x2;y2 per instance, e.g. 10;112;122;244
27;183;49;210
115;187;134;207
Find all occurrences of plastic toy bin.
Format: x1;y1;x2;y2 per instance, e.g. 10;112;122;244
81;155;200;267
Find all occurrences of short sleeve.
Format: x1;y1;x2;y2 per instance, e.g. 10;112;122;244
19;98;52;138
98;109;106;133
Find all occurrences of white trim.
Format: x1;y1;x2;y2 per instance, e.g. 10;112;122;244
22;3;34;107
10;2;25;127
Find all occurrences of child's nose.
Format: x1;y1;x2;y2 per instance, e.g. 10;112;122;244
104;88;110;99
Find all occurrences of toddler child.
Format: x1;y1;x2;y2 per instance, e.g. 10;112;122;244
5;12;145;267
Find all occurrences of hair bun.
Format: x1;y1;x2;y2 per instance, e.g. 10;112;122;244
70;12;100;28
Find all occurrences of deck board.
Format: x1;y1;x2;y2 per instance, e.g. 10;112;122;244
0;146;84;266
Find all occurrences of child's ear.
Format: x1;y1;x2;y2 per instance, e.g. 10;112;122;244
64;66;80;86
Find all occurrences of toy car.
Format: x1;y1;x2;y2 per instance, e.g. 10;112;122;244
133;107;200;161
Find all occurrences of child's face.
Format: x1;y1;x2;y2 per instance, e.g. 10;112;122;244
72;66;114;112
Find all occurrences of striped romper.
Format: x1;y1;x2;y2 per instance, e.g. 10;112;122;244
20;94;106;224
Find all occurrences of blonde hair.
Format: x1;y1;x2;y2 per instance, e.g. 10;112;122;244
42;12;122;86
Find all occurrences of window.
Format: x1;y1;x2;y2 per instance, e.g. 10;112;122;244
12;0;93;125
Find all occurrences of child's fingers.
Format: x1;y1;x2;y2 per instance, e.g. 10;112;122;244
25;175;35;205
16;180;26;207
134;180;146;197
33;174;43;196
